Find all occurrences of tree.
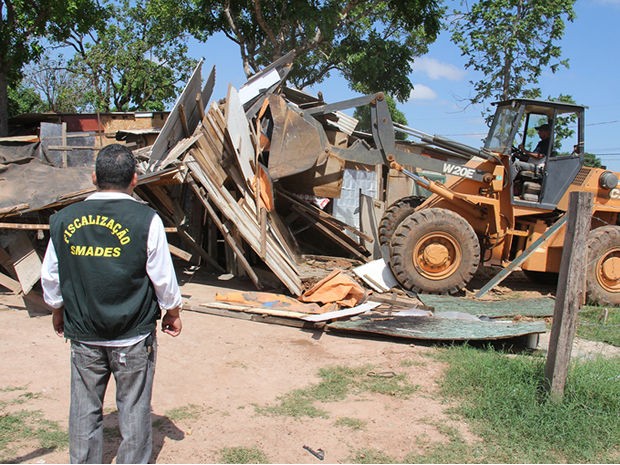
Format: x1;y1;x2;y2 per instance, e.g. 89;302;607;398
174;0;443;102
23;54;92;113
64;0;196;112
584;152;602;168
450;0;576;108
8;84;45;117
354;94;409;140
0;0;102;135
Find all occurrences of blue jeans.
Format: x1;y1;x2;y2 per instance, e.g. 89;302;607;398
69;333;157;464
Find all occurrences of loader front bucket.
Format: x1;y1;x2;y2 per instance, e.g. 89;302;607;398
265;95;328;180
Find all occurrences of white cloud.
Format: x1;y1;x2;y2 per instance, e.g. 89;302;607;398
409;84;437;100
413;57;466;81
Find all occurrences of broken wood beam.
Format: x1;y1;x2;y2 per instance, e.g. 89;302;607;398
0;270;22;294
186;158;302;295
0;204;30;216
176;227;225;273
278;190;373;243
289;204;370;261
187;179;263;290
168;244;193;262
0;223;49;230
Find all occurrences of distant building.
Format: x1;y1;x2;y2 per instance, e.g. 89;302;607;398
3;111;169;168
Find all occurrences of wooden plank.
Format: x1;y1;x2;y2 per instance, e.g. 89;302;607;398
168;244;193;262
302;301;381;322
149;60;207;170
0;223;49;230
238;196;299;271
187;179;263;289
176;228;225;273
475;215;568;298
2;232;41;294
61;122;67;167
289;204;369;261
201;301;308;319
186;159;302;294
353;259;399;293
279;190;373;242
151;133;201;170
225;85;256;184
184;304;317;329
196;92;205;120
0;204;29;216
260;208;267;259
359;193;384;259
0;270;22;294
545;192;593;400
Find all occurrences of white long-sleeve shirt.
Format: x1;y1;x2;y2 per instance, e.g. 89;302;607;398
41;192;183;346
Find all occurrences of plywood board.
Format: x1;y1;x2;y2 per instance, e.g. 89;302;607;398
2;231;41;294
225;85;256;184
352;259;399;293
302;301;381;322
149;61;215;171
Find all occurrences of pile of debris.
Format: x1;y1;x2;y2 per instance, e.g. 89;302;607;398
0;55;549;343
0;54;397;299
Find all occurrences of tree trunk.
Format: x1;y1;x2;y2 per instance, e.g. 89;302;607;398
0;70;8;137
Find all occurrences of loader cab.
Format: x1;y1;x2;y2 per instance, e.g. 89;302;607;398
485;98;586;209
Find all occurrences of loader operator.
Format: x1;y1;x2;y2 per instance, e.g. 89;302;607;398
41;144;183;463
511;123;551;181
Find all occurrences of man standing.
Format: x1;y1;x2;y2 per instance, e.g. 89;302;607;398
41;144;183;463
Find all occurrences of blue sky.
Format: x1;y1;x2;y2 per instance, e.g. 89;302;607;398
191;0;620;171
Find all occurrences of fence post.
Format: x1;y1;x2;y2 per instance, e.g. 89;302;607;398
544;191;593;400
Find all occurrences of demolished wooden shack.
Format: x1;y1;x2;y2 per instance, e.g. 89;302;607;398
0;58;548;344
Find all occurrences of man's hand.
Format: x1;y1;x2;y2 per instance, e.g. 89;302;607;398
52;308;64;337
161;308;182;337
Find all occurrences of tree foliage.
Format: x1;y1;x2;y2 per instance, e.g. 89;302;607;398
354;94;408;140
176;0;443;101
583;152;602;168
64;0;196;112
8;84;45;117
23;54;92;113
0;0;102;134
450;0;576;107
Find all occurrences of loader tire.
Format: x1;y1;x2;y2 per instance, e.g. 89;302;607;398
389;208;480;295
378;196;425;247
586;225;620;306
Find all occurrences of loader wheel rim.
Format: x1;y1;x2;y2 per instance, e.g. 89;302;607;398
596;249;620;293
413;232;462;280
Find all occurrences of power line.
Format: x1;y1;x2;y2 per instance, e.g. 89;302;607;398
587;120;620;127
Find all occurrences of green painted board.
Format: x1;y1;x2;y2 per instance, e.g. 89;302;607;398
328;314;546;341
418;295;555;318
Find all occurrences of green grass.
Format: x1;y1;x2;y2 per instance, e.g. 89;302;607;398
426;345;620;463
577;306;620;346
165;404;203;421
218;446;269;463
0;409;68;461
256;365;419;419
349;447;397;463
334;416;366;430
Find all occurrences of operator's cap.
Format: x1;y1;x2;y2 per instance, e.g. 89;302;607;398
535;123;550;131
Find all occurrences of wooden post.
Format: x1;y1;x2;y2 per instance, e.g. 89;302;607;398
544;191;593;400
61;122;68;167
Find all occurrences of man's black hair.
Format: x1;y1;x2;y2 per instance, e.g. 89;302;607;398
95;144;137;190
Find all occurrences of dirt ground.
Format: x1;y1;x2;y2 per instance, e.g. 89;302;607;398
0;269;617;464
